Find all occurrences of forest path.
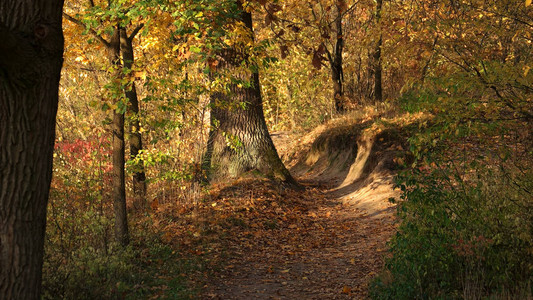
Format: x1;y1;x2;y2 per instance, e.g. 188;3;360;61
202;183;395;299
200;131;398;299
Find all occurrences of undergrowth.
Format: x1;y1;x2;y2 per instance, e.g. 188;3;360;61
370;79;533;299
43;212;201;300
42;136;203;299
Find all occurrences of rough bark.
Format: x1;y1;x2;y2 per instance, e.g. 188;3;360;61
0;1;64;299
204;2;296;185
109;28;129;246
119;27;147;211
373;0;383;103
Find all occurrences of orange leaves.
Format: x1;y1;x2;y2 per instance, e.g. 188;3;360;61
207;58;219;70
151;198;159;211
342;285;352;294
265;13;277;26
188;175;398;298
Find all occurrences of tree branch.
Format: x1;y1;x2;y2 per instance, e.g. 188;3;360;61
63;13;111;48
128;23;144;41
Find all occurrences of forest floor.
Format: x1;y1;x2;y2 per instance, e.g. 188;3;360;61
200;178;397;300
157;114;412;299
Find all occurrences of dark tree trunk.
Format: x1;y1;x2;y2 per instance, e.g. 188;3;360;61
373;0;383;103
331;4;345;113
119;27;147;211
109;28;129;246
0;1;64;299
204;2;296;185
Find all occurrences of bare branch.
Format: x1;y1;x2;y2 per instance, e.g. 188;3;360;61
128;23;144;41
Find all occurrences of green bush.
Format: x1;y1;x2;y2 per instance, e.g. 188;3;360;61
370;120;532;299
43;242;136;299
43;215;196;299
371;165;532;299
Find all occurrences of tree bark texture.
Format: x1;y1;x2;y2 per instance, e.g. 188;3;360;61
109;28;129;246
204;3;295;185
119;27;147;211
0;1;64;299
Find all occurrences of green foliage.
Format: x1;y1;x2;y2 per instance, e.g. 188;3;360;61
222;131;244;153
371;4;533;289
43;225;197;299
398;87;439;114
43;241;136;299
371;163;532;299
370;74;532;299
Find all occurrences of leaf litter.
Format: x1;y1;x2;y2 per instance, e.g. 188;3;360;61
152;176;395;299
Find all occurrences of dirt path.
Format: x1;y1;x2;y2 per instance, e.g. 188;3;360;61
201;179;396;299
194;127;403;299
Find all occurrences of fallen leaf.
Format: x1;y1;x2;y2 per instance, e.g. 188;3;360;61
342;286;352;294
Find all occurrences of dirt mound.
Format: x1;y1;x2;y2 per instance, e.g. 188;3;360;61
285;123;367;185
275;115;417;217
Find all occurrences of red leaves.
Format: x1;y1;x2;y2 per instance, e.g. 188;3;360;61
56;137;111;164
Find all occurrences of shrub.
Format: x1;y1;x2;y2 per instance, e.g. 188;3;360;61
371;71;532;299
371;164;532;299
43;136;197;299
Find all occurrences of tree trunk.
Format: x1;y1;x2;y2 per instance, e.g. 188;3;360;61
373;0;383;103
63;16;129;245
0;1;64;299
109;28;129;246
332;4;345;112
204;2;296;185
119;27;147;211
